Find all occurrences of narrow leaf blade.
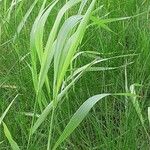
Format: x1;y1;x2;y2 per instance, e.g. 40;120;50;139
53;93;110;149
3;122;20;150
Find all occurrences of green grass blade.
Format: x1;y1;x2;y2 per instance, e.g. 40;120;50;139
52;92;136;149
30;59;95;135
3;122;20;150
96;12;147;24
30;53;136;134
30;0;58;99
54;15;82;89
6;0;22;22
90;12;146;31
53;94;110;149
78;0;88;14
30;101;53;135
90;16;131;32
0;141;4;145
87;63;133;72
14;0;39;41
90;17;113;32
39;0;47;13
130;84;150;139
56;0;97;94
0;94;18;125
38;0;81;92
148;107;150;126
130;84;145;126
92;16;131;24
72;50;101;60
33;0;59;62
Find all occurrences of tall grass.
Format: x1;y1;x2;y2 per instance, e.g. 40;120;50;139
0;0;150;149
29;0;99;149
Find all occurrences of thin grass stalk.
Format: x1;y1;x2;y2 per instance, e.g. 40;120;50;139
124;59;129;117
47;107;55;150
27;95;39;150
65;0;68;19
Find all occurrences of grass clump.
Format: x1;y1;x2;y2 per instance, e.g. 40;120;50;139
0;0;150;149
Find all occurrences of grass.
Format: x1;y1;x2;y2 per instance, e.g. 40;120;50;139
0;0;150;149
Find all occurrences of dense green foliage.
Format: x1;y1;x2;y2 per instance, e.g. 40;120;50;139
0;0;150;149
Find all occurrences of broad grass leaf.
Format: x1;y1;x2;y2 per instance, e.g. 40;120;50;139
53;94;110;149
31;59;96;135
30;0;58;100
56;0;97;94
38;0;82;92
31;54;135;134
54;15;82;88
53;92;138;149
